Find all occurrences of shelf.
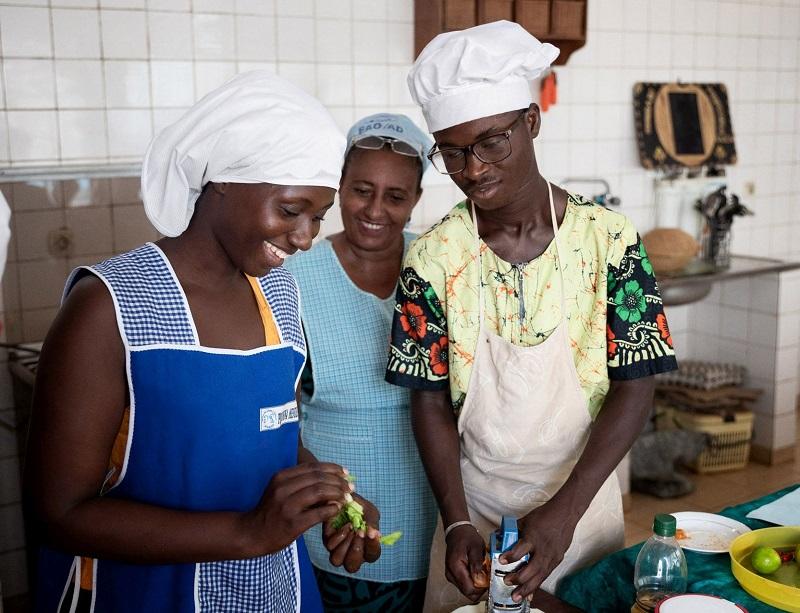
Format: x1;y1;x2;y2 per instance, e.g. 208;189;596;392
0;163;141;183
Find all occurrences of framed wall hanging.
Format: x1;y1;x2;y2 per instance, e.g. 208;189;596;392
633;82;737;169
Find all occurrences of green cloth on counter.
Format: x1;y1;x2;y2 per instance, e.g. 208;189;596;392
556;484;800;612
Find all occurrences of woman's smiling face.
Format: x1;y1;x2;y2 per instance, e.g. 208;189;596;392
212;182;335;277
338;146;422;253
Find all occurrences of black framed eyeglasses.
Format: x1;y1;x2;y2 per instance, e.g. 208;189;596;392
351;135;421;158
427;109;528;175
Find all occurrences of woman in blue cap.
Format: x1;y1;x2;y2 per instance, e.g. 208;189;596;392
285;113;437;612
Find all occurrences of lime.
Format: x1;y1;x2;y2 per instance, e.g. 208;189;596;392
751;546;782;575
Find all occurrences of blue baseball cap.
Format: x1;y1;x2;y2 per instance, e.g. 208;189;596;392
345;113;433;174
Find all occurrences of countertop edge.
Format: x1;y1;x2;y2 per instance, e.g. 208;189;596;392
659;256;800;287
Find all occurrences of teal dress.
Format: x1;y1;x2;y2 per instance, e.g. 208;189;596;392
285;234;437;612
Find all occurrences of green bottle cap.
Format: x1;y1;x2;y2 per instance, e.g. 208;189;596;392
653;513;677;537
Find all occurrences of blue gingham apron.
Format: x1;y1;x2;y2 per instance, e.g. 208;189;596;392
36;243;322;613
285;234;436;583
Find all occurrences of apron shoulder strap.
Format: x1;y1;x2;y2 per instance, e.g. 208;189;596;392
64;243;199;348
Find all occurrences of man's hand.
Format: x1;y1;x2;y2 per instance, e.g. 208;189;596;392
444;525;488;602
500;501;579;603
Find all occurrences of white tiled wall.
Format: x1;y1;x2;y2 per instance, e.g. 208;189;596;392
0;0;796;259
0;0;799;600
1;176;157;340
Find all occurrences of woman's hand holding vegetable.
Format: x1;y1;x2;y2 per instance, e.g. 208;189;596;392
242;461;352;557
323;493;381;572
445;524;488;602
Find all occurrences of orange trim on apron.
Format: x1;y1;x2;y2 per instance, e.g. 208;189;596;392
246;274;282;346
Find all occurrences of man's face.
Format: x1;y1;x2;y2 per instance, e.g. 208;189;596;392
432;107;540;211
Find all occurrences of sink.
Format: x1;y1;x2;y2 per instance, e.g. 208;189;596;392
656;256;800;306
657;259;715;305
660;281;713;306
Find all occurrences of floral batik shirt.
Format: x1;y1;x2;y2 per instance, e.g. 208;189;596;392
385;193;678;417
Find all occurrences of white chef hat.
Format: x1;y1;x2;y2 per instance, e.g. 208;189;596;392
407;20;560;133
141;70;346;237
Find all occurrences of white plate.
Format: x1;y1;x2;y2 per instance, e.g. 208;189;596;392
671;512;751;553
657;593;746;612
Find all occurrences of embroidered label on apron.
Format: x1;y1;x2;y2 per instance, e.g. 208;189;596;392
260;401;299;431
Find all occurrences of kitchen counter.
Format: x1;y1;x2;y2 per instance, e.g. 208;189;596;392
657;255;800;306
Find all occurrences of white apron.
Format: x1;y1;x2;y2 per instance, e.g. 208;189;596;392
423;183;624;613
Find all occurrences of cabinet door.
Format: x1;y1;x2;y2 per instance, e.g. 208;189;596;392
550;0;585;39
515;0;550;38
445;0;477;29
478;0;514;23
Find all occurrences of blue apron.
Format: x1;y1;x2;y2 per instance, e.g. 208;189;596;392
285;235;436;583
36;243;323;613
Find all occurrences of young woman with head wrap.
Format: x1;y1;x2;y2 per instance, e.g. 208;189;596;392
24;71;380;613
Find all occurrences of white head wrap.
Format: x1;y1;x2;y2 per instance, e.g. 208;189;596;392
407;20;559;133
141;70;346;237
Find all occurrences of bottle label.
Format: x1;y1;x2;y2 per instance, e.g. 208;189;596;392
489;558;529;612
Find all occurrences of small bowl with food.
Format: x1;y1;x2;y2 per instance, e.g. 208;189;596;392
729;526;800;612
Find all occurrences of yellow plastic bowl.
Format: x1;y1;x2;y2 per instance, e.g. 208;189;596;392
729;526;800;612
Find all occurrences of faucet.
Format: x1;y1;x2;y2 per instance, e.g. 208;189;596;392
559;177;621;207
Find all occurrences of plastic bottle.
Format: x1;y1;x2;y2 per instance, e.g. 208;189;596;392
633;513;688;611
488;516;529;613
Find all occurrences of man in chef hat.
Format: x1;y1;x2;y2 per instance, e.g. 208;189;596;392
385;20;677;611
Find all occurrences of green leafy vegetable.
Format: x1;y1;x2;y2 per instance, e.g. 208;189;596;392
330;474;403;547
331;498;367;532
380;531;402;546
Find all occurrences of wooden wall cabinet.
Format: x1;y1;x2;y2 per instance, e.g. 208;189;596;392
415;0;587;65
